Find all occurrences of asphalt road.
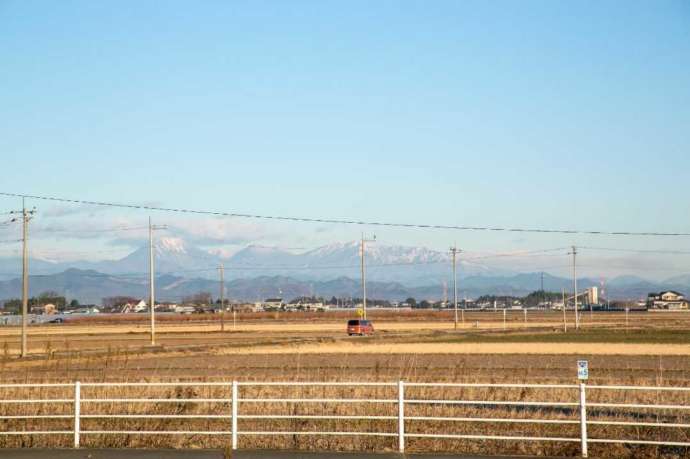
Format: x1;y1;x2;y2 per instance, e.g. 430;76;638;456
0;449;555;459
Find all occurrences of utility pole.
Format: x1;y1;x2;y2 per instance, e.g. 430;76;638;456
562;288;567;333
12;199;36;358
148;217;166;346
360;234;376;320
219;263;225;332
541;272;544;292
450;246;461;330
541;272;545;308
571;246;579;330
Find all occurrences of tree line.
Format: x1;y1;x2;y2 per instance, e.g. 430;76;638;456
1;291;79;314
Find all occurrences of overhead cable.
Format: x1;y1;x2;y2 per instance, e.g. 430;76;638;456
2;192;689;237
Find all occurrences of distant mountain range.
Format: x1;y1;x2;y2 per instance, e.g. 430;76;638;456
0;238;504;285
0;268;687;306
0;238;687;304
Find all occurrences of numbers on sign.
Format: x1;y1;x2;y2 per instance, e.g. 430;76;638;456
577;360;589;380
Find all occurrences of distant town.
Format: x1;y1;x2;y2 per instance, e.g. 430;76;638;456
1;287;687;322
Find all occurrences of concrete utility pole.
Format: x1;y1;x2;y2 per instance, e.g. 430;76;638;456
219;263;225;332
541;272;544;292
148;217;166;346
562;288;567;333
450;246;461;330
541;272;545;307
571;246;580;330
13;199;36;358
360;234;376;320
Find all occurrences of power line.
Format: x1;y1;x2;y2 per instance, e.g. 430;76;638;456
34;225;151;234
0;217;20;227
28;248;128;256
2;191;689;237
466;247;568;260
579;246;690;255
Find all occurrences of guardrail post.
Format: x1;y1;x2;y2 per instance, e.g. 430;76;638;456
579;382;588;458
398;380;405;453
231;380;238;450
73;381;81;448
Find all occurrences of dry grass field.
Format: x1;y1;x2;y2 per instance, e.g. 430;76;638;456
1;310;689;458
0;309;689;356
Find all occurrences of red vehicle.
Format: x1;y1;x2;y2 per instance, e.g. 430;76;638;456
347;319;374;336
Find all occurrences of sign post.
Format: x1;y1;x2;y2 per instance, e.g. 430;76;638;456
577;360;589;458
577;360;589;381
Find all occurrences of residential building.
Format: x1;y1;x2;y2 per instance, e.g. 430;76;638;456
121;300;148;313
30;303;57;315
647;291;689;310
262;298;284;311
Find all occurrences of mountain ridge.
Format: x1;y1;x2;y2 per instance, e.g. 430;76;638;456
0;268;685;305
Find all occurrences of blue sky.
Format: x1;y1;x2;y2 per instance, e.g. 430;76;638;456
1;1;689;278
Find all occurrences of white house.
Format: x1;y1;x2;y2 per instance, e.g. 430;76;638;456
121;300;148;314
647;291;689;310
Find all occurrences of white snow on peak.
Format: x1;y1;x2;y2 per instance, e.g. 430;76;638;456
155;237;188;254
305;241;358;256
303;241;450;264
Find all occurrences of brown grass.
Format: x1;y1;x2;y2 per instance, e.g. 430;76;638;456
0;311;689;457
216;341;690;356
0;366;689;458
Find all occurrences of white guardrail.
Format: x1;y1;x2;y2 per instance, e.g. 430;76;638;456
1;381;689;457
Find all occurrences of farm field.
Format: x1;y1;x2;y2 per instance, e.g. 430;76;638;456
0;310;689;356
1;310;689;458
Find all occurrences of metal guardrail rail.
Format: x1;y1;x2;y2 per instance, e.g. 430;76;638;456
1;381;689;457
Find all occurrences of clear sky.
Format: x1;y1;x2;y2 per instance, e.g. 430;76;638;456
1;1;689;279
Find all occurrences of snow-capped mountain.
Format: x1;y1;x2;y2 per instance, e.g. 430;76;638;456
224;241;500;286
0;239;686;302
0;240;501;285
104;237;219;274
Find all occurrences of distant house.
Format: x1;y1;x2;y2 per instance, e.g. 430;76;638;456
647;291;689;310
262;298;284;311
157;303;178;313
286;301;329;312
30;303;57;315
174;305;196;314
234;303;256;313
121;300;148;314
